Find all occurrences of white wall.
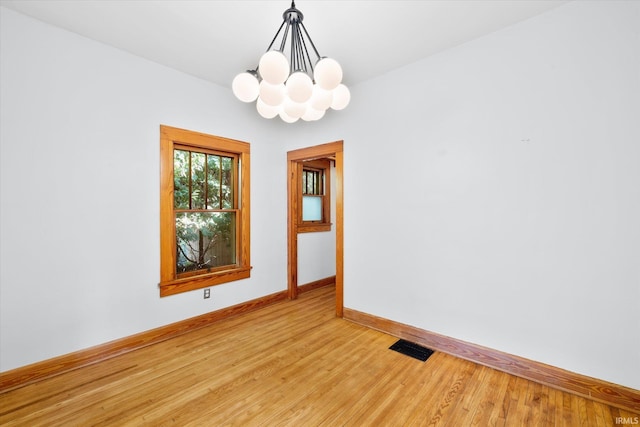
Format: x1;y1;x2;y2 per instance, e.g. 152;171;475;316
341;1;640;390
297;165;337;285
0;7;292;371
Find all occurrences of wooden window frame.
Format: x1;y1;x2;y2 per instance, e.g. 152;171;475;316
297;159;332;233
159;125;251;297
286;141;344;315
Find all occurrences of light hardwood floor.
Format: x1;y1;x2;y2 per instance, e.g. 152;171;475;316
1;286;637;426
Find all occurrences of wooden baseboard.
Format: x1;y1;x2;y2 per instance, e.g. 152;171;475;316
343;307;640;413
298;275;336;294
0;290;288;393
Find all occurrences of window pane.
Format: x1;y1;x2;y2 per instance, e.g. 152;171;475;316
207;155;221;209
302;171;308;195
302;196;322;221
191;152;206;209
313;171;318;194
221;156;233;209
173;149;190;209
307;171;315;194
303;169;321;195
175;212;236;274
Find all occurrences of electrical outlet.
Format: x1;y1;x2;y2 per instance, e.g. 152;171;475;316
204;288;210;299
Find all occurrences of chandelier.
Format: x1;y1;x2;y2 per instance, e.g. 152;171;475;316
232;1;350;123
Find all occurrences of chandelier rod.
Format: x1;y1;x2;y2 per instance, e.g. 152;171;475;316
298;26;315;73
292;21;306;72
263;1;322;74
299;21;321;60
279;21;291;52
290;21;299;71
266;20;287;53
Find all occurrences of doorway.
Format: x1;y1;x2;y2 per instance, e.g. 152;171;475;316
287;141;343;317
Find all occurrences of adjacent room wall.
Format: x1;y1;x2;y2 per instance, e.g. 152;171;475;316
338;0;639;390
0;7;291;371
297;165;337;285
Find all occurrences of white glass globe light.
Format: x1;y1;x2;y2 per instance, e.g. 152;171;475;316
286;71;313;104
301;106;325;122
314;58;343;91
331;84;351;110
259;50;289;85
310;85;333;111
283;98;307;119
232;72;259;103
256;98;280;119
279;110;299;123
259;81;285;107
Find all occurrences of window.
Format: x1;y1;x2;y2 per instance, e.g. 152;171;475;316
297;159;331;233
159;125;250;297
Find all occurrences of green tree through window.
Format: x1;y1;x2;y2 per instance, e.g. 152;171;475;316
173;148;236;275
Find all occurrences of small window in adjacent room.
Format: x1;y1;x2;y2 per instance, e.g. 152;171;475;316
298;159;331;232
159;125;251;297
302;167;323;221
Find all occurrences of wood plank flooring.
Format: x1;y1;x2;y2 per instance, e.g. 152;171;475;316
1;286;638;426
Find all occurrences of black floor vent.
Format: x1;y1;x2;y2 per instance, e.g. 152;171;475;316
389;339;434;362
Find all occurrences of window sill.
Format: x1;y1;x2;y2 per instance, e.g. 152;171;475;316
159;266;252;297
298;223;332;233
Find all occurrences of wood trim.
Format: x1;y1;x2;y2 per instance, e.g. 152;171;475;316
298;275;336;294
287;154;299;300
287;140;344;318
0;290;287;394
287;141;344;162
297;223;332;233
159;125;176;286
334;150;344;318
343;308;640;413
159;266;252;297
239;148;251;271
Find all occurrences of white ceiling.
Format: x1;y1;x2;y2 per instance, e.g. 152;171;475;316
1;0;567;87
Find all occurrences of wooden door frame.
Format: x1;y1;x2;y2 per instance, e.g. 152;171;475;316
287;141;343;317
